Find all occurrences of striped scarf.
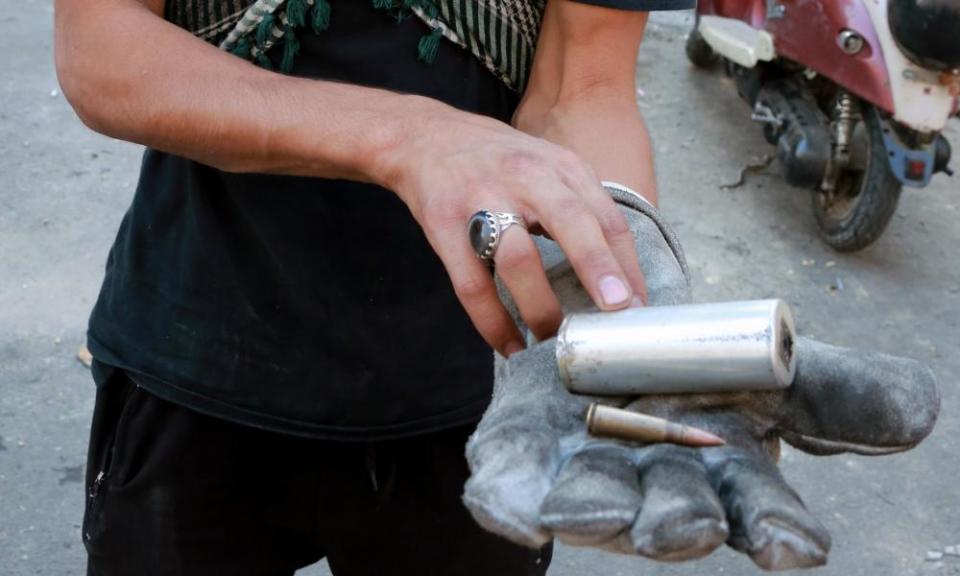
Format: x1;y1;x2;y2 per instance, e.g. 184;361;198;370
165;0;544;91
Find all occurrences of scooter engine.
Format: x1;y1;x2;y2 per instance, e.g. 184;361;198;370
752;81;832;189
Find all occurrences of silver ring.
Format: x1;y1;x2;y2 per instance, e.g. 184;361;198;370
468;210;528;262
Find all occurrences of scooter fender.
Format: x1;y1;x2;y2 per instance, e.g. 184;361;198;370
764;0;897;115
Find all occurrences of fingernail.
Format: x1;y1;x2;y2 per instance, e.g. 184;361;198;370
599;275;630;307
504;340;525;357
630;295;646;308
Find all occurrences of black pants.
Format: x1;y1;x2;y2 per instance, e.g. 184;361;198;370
83;363;552;575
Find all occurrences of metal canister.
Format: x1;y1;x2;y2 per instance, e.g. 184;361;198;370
557;299;796;395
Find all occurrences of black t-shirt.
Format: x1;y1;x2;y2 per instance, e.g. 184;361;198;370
88;0;693;440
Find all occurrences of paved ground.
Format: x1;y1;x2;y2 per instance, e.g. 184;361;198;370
1;4;958;576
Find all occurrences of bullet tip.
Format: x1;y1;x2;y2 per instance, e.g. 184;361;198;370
683;427;726;447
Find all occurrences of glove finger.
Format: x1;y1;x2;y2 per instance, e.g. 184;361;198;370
463;424;560;548
539;444;728;561
538;444;643;552
463;344;577;548
704;445;830;570
780;338;940;455
628;445;728;561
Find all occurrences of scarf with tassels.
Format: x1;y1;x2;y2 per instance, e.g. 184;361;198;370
165;0;544;92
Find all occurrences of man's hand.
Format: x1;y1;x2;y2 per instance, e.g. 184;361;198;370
382;0;658;355
382;106;646;355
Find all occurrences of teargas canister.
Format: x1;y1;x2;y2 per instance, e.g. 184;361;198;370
556;299;797;395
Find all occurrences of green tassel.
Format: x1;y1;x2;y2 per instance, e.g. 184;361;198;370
256;13;276;48
230;37;252;59
311;0;331;33
286;0;309;28
375;0;408;22
255;49;274;70
280;26;300;73
405;0;437;19
417;27;442;63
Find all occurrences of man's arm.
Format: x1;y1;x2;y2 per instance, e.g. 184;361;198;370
515;1;657;206
55;0;647;352
54;0;417;181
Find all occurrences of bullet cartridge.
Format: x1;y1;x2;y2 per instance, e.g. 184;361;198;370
585;403;725;447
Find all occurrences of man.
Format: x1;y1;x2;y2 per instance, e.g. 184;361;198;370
55;0;692;574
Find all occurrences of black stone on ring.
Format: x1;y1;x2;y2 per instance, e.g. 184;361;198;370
468;210;527;262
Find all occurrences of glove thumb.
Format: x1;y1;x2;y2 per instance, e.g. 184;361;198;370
777;337;940;455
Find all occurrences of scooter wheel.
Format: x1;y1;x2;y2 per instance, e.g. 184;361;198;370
686;28;720;69
812;105;901;252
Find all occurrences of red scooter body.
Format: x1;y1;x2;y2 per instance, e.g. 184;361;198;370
688;0;957;251
698;0;895;112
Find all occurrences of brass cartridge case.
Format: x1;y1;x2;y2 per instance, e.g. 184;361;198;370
585;403;725;447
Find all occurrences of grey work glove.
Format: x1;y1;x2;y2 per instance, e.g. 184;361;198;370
463;190;940;570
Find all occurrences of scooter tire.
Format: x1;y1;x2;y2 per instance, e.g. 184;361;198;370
686;28;720;69
812;106;901;252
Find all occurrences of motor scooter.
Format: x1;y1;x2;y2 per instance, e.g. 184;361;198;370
686;0;958;251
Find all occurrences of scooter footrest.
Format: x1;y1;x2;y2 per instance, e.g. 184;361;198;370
698;16;776;68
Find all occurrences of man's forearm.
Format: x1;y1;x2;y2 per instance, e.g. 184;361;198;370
516;95;657;206
54;0;446;185
510;1;656;206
